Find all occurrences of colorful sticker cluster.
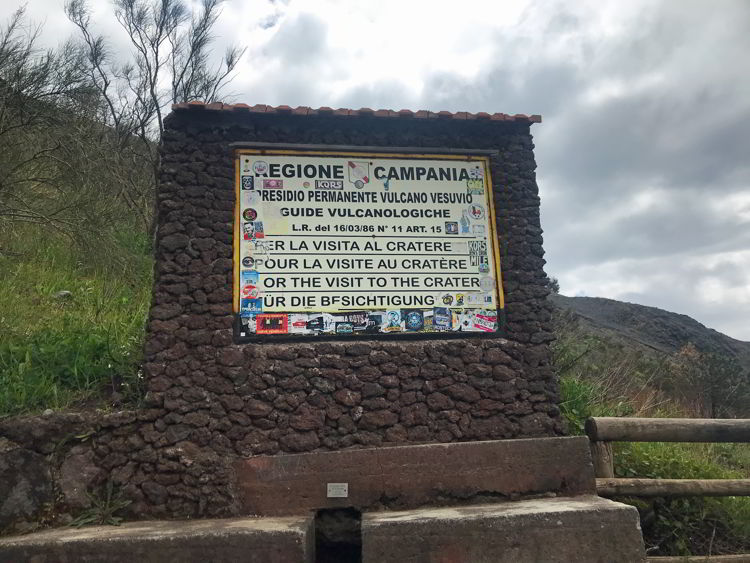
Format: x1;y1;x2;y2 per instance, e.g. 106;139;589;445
238;308;498;337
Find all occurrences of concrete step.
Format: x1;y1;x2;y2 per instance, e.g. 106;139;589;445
0;516;314;563
1;496;646;562
362;495;647;563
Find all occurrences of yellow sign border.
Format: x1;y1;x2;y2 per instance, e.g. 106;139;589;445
233;148;505;316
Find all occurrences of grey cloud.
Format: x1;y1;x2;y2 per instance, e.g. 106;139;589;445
352;0;750;338
263;12;329;66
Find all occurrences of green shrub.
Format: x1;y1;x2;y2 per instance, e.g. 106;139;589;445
615;442;750;556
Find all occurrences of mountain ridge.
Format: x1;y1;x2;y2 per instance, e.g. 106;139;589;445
549;294;750;371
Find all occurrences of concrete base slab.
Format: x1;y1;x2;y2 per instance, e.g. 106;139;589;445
0;516;314;563
362;495;646;563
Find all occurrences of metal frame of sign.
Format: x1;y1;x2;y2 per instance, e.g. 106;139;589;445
231;145;505;342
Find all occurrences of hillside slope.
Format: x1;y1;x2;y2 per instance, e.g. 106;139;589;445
550;294;750;372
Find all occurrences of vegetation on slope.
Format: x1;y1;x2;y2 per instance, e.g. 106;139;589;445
553;308;750;557
0;226;152;416
0;2;241;417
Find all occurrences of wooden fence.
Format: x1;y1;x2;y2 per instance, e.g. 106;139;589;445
585;417;750;563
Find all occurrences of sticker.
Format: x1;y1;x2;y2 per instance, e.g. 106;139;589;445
243;189;261;203
242;256;255;268
433;307;452;331
252;240;270;255
366;313;384;333
256;314;288;334
241;285;260;299
243;222;255;240
469;165;484;180
382;310;403;332
348;161;370;187
466;179;484;195
470;255;489;268
473;311;497;332
460;211;471;233
241;271;260;299
479;262;490;273
316;180;343;190
346;312;368;331
403;310;424;331
253;161;268;175
422;309;434;330
445;221;458;235
303;181;311;189
466;292;493;306
289;314;310;334
480;276;495;291
335;322;354;334
468;240;488;256
243;208;258;221
473;225;486;236
455;293;465;306
306;316;325;331
453;310;476;331
252;221;265;239
239;314;257;333
242;159;251;173
441;293;454;306
241;270;259;285
321;313;336;333
241;298;263;314
241;176;254;190
263;179;283;189
469;204;485;220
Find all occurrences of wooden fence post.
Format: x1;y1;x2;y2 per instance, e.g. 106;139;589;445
590;440;614;478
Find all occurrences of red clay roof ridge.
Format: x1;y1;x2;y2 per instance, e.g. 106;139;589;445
170;102;541;123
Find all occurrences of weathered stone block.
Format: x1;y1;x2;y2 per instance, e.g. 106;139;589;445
0;516;314;562
234;437;595;516
362;496;646;563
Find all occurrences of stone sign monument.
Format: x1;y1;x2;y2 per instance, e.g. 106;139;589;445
0;102;646;562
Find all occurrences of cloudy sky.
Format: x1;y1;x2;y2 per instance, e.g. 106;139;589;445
5;0;750;340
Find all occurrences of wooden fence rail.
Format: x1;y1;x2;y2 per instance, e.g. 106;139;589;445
585;417;750;483
586;417;750;561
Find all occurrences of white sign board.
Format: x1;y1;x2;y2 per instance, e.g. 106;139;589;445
234;149;503;337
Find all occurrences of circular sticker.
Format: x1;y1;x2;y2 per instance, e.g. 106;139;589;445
252;161;268;175
480;276;495;291
242;283;259;299
405;311;424;330
354;179;364;189
243;208;258;221
469;204;485;220
303;181;311;188
242;256;255;268
442;294;454;305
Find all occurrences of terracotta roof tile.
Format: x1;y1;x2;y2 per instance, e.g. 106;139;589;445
170;102;541;124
